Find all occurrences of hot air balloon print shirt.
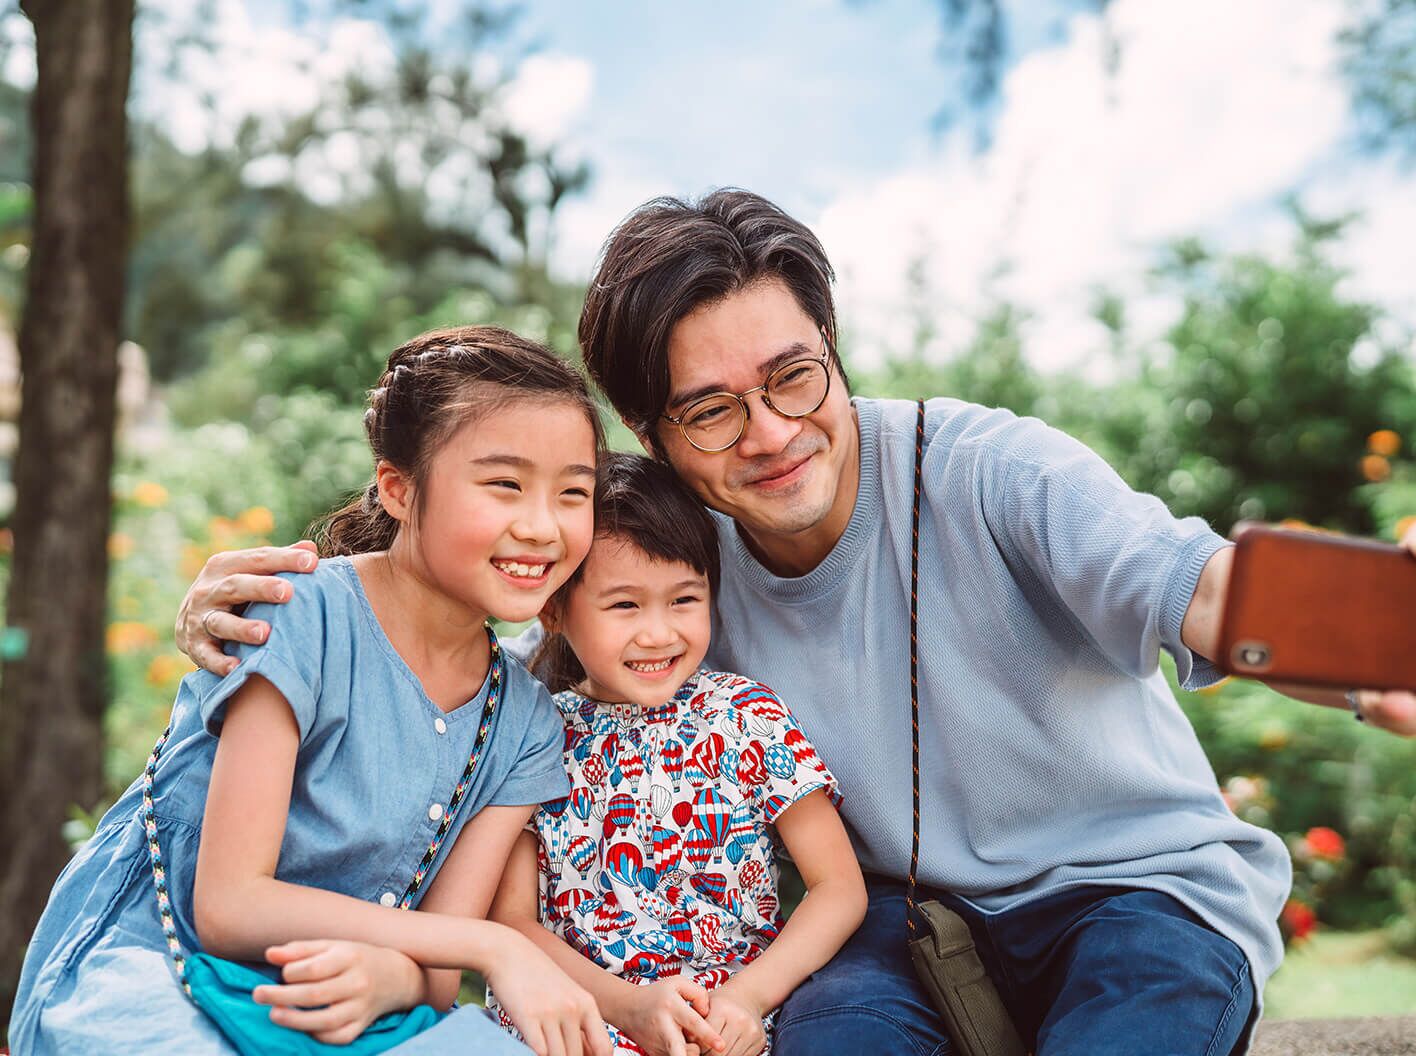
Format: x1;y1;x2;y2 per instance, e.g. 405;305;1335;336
524;670;840;996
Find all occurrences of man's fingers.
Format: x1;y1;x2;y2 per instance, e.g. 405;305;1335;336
209;572;297;608
188;638;239;676
207;544;318;578
200;608;271;648
1368;689;1416;736
1400;523;1416;554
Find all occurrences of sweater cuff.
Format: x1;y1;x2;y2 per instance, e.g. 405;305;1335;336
1160;531;1231;690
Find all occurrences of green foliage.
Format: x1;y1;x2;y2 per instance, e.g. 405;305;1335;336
1341;0;1416;156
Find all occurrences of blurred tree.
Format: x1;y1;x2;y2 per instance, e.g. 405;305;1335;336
1341;0;1416;155
0;0;132;1016
1102;216;1416;534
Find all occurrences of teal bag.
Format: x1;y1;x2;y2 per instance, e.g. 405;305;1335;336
184;954;445;1054
140;627;504;1055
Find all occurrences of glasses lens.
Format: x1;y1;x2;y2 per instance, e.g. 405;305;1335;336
767;358;829;416
682;395;745;451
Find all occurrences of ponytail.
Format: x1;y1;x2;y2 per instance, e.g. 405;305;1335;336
311;482;400;557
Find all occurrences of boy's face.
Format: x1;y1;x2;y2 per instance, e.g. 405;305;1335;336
555;536;712;710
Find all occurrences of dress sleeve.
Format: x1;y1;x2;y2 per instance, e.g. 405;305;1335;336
487;679;572;807
197;573;323;740
971;419;1229;690
736;683;842;825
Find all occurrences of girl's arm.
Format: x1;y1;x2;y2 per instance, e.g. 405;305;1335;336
193;675;610;1055
489;831;724;1056
707;789;866;1055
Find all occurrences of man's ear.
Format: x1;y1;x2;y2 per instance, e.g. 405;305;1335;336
621;416;654;457
375;460;414;523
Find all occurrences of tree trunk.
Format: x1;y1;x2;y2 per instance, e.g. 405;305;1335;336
0;0;132;1021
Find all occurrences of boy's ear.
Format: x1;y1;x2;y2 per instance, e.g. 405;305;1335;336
375;460;414;522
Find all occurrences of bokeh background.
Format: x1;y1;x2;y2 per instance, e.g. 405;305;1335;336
2;0;1415;1031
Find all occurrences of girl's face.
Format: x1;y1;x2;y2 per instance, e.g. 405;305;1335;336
394;398;598;623
554;536;712;710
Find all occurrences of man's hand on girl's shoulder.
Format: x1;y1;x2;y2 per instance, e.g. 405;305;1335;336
175;540;319;677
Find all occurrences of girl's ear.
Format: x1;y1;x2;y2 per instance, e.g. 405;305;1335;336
375;460;414;523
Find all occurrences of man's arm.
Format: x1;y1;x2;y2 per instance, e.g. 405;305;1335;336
175;541;319;674
1180;527;1416;736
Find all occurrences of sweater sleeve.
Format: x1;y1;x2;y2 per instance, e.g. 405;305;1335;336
970;421;1230;690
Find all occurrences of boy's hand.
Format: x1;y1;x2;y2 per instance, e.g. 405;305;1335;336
253;939;422;1045
614;978;724;1056
175;541;318;675
705;980;766;1056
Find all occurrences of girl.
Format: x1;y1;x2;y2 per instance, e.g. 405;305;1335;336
12;327;614;1056
488;454;867;1056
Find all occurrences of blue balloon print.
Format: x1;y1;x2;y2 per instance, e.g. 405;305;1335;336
638;866;659;891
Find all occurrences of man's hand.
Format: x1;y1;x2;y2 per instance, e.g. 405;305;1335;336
1351;521;1416;736
175;541;319;675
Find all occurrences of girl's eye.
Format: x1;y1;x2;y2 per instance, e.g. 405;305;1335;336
609;601;637;611
487;479;521;491
562;487;591;499
674;595;704;606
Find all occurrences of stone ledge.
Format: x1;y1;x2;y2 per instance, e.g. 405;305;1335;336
1253;1017;1416;1055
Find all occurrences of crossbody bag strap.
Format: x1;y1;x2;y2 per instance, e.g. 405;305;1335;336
907;398;925;937
143;624;506;994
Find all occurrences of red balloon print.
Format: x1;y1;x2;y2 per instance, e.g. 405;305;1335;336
671;800;694;828
582;753;607;786
689;732;726;781
685;831;716;871
784;727;825;770
691;788;732;852
736;740;767;787
651;825;683;874
603;792;636;840
660;740;685;790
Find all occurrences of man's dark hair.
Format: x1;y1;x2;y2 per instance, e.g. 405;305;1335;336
579;188;847;446
532;452;721;693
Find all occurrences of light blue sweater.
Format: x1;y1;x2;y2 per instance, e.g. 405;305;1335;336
702;397;1289;994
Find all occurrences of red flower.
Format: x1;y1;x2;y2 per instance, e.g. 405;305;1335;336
1281;899;1317;941
1304;827;1345;861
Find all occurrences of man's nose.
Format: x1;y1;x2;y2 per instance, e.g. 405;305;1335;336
734;392;801;459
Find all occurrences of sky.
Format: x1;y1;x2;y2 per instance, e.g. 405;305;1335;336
3;0;1413;373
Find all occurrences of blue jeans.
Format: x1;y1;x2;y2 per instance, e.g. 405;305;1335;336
775;878;1256;1056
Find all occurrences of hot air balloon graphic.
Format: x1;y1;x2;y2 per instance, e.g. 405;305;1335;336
660;740;685;791
566;835;598;878
629;930;679;958
718;748;740;787
690;733;726;782
783;727;824;771
684;832;716;872
543;796;569;817
592;903;637;937
552;886;595;916
694;967;731;990
691;788;732;862
604;841;644;888
695;915;728;956
623;951;667;980
763;794;790;819
540;810;570;873
650;783;671;819
738;859;767;894
563;922;599;960
570;786;594;822
756;892;779;921
573;735;594;762
619;748;645;785
602;792;636;841
583;753;608;787
763;743;796;784
651;825;684;875
667;914;695;959
727;801;756;853
736;686;787;721
717;709;748;738
690;872;727;903
736;741;767;787
725;888;743;917
601;732;621;766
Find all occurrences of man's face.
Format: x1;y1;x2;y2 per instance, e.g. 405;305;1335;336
655;278;858;546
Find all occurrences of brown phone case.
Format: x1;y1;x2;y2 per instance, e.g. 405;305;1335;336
1217;524;1416;689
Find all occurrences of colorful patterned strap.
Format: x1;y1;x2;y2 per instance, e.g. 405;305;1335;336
142;624;505;993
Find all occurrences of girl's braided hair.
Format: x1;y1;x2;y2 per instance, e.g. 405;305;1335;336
314;325;605;556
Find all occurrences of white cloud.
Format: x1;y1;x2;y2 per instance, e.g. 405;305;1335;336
502;54;594;150
810;0;1412;374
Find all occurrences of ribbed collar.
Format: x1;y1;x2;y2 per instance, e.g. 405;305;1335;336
717;397;881;604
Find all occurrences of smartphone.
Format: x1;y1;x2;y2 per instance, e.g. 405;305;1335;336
1216;524;1416;689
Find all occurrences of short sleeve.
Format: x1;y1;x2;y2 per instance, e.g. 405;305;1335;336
735;684;842;825
487;679;572;807
971;419;1231;690
198;573;322;740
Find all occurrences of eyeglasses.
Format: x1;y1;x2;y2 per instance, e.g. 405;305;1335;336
660;334;834;453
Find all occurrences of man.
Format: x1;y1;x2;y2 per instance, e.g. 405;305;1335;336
178;189;1416;1055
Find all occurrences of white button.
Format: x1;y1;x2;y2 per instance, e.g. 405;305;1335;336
428;803;444;822
434;718;447;735
379;891;396;907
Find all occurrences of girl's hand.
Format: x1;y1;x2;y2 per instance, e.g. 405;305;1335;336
253;939;422;1045
613;978;724;1056
705;980;766;1056
484;930;612;1056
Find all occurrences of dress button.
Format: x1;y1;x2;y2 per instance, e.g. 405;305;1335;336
434;718;447;735
428;803;444;822
379;891;397;908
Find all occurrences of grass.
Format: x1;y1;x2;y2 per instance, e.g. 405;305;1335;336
1265;931;1416;1019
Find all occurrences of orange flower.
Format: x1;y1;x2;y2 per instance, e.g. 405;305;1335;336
1397;515;1416;543
1304;826;1345;861
106;621;158;654
146;654;190;687
238;506;275;536
1367;429;1401;457
108;532;134;560
132;481;169;508
1360;455;1391;483
1281;899;1316;942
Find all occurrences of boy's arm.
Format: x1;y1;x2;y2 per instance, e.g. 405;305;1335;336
714;788;866;1016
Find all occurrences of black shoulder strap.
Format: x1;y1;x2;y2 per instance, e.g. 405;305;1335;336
907;398;925;935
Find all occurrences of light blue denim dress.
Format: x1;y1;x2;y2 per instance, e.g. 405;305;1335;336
11;557;567;1055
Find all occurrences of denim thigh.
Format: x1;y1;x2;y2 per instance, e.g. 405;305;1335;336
986;887;1257;1056
774;881;953;1056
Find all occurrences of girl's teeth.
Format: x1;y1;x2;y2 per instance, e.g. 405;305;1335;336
495;561;547;578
